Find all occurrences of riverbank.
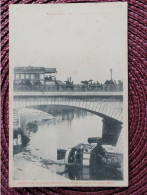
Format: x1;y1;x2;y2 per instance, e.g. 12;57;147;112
13;152;69;181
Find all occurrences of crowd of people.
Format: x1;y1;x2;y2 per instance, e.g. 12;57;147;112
13;77;123;92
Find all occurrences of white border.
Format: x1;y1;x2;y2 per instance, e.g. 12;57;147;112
9;2;128;187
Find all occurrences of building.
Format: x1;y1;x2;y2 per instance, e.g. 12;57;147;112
14;66;57;85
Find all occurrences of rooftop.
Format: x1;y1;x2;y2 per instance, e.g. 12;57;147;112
14;66;57;74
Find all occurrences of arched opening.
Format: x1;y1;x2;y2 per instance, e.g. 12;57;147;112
17;105;103;161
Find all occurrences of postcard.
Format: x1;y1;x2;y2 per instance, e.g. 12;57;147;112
9;2;128;187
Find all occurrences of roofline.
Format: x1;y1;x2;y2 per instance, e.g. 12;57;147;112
14;66;57;74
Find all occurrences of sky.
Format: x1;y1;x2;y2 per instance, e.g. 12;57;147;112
9;3;127;84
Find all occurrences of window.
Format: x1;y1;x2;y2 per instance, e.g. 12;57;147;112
34;74;40;80
40;74;44;80
16;74;19;79
21;74;24;79
26;74;29;79
31;74;34;79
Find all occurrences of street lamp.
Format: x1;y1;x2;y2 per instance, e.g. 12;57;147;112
110;68;113;81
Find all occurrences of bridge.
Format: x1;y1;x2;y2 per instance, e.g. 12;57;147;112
13;91;123;146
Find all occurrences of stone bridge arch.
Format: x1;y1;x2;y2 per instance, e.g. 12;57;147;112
13;96;123;146
14;96;123;123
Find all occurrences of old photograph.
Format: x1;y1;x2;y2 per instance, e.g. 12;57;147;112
9;3;128;187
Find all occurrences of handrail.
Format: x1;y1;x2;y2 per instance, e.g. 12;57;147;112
13;84;123;92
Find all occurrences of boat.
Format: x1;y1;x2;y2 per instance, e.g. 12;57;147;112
57;138;123;180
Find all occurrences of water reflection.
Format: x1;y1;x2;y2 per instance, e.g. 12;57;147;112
65;164;123;180
27;106;102;161
13;105;123;180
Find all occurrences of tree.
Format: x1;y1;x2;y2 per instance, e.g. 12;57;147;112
89;80;93;84
81;80;89;85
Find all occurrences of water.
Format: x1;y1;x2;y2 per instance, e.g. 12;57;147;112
14;105;123;180
26;106;103;161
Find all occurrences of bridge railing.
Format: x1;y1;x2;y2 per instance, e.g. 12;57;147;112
13;84;123;92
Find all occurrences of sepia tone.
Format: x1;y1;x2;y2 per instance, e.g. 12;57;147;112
9;2;128;187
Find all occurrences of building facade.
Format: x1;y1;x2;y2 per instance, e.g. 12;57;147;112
14;66;57;85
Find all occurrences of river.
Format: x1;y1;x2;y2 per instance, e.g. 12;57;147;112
25;105;103;161
13;105;123;180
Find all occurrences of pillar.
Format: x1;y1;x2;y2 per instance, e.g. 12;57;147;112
102;118;122;146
